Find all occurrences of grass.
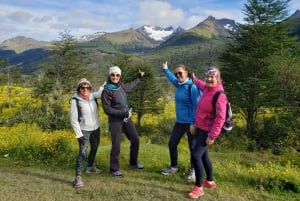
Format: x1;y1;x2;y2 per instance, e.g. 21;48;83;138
1;142;299;201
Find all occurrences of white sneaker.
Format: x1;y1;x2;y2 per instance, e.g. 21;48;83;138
86;166;101;173
73;175;84;188
187;168;195;181
161;166;178;175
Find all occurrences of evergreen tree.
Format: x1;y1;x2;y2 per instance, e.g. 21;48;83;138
112;55;164;127
219;0;299;148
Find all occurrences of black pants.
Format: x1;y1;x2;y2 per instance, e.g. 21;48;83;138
168;122;194;168
191;128;213;187
109;119;140;172
75;128;100;176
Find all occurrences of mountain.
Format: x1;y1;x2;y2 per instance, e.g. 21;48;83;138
157;16;235;48
77;31;107;42
0;36;51;73
136;25;184;44
0;36;51;53
1;10;299;75
287;9;300;39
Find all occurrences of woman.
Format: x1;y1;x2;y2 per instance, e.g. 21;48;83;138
70;78;104;188
160;62;201;181
188;67;227;198
101;66;144;177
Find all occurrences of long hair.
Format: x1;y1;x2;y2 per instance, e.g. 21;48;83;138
176;64;193;78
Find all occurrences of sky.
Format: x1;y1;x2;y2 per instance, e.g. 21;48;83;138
0;0;299;43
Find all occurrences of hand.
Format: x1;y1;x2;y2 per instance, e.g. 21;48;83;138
128;111;132;119
138;69;144;77
206;136;214;145
77;136;85;144
101;81;107;87
163;61;168;69
189;124;196;135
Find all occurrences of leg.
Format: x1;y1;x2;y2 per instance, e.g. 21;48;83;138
87;128;100;167
109;122;123;172
168;122;186;167
202;148;213;181
186;125;195;169
75;132;90;176
191;129;209;187
123;119;140;165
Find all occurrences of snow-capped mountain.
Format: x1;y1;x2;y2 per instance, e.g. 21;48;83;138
136;25;184;44
78;31;107;41
218;18;237;32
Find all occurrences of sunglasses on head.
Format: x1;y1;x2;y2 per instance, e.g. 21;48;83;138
110;73;120;77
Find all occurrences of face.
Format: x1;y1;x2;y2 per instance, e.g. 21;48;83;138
205;74;218;87
174;67;188;83
79;83;91;95
109;73;121;83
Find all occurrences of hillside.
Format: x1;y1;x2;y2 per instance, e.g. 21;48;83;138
0;10;299;75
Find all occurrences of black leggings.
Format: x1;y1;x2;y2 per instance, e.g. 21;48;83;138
168;122;193;168
191;128;213;187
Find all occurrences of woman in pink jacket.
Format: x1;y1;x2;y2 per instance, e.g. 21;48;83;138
188;67;228;199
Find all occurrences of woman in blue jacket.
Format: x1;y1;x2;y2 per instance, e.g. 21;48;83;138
161;62;201;181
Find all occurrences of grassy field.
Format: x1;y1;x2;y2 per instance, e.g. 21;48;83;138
1;142;299;201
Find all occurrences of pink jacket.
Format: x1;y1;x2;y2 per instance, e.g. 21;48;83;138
194;77;227;140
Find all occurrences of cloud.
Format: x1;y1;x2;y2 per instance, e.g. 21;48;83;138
134;0;185;28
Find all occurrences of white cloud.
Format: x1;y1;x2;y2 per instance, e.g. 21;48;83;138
133;0;185;28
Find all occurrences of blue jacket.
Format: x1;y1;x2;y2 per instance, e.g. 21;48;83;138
163;69;202;124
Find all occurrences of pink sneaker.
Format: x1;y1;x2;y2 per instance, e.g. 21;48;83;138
188;186;204;199
202;180;217;189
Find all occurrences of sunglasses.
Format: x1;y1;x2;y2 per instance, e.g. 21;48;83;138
174;71;184;77
80;86;91;90
110;73;120;77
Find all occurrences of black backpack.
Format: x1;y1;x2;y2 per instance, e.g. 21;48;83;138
212;90;233;133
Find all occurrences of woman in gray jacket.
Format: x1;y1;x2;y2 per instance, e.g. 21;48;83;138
70;78;104;188
101;66;144;177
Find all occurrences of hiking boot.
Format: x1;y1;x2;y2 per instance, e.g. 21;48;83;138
188;186;204;199
130;163;144;169
187;168;195;181
111;170;123;177
86;166;101;174
161;166;178;175
202;180;217;189
73;175;84;188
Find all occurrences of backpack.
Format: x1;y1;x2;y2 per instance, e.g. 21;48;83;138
212;90;233;133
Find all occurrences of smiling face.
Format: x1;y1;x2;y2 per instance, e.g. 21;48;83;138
205;67;220;87
109;73;121;84
79;83;91;96
174;66;189;83
205;74;218;87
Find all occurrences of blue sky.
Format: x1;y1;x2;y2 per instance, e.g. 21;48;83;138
0;0;299;43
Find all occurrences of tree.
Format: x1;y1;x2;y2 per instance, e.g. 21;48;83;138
219;0;299;149
51;30;91;93
112;55;164;126
31;30;90;130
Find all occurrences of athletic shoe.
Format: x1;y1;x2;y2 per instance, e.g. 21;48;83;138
202;180;217;189
73;175;84;188
130;163;144;169
111;170;123;177
161;166;178;175
188;186;204;199
187;168;195;181
86;166;101;174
